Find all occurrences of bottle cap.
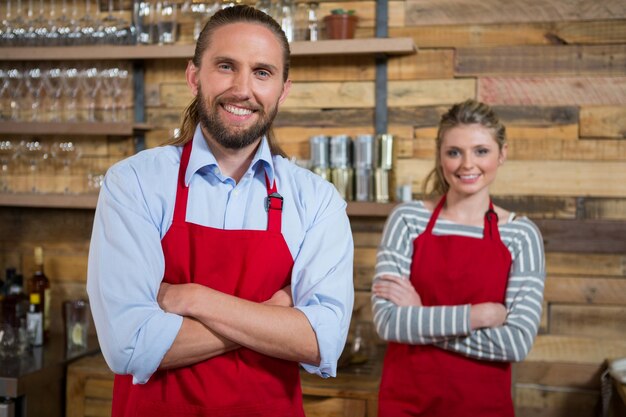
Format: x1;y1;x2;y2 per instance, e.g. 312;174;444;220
30;293;41;304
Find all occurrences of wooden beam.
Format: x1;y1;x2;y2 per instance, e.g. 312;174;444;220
527;335;626;363
478;77;626;106
405;0;626;26
514;361;603;390
545;277;626;305
546;252;625;277
391;20;626;48
580;106;626;138
456;45;626;76
534;219;626;253
396;159;626;198
548;304;626;339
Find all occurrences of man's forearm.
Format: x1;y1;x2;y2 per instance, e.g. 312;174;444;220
161;283;321;365
159;317;240;370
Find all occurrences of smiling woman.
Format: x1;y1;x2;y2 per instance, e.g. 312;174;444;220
372;99;546;417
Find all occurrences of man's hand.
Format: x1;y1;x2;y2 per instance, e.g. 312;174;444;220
372;275;422;307
263;285;293;307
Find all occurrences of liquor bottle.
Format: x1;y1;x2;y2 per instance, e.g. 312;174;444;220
26;293;43;346
1;268;29;329
29;247;51;341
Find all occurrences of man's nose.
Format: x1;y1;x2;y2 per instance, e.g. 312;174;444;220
231;71;252;98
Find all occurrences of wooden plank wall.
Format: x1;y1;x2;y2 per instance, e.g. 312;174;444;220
0;1;625;416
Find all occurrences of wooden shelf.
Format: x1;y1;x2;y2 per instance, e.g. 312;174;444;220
0;121;144;136
347;201;397;217
0;193;98;209
0;38;416;61
0;193;398;215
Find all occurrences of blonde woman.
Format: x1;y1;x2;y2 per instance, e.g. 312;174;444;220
372;99;545;416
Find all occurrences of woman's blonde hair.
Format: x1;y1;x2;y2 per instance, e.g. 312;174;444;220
422;99;506;196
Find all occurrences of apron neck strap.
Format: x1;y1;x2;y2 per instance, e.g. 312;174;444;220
426;195;500;241
173;140;193;224
424;195;447;235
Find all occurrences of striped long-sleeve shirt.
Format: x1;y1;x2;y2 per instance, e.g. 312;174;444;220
371;200;546;362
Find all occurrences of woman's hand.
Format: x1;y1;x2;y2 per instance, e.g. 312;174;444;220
263;285;293;307
469;302;507;329
372;275;422;307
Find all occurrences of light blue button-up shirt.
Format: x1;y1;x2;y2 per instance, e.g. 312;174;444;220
87;125;354;384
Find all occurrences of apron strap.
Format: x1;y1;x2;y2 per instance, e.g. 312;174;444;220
424;195;447;235
264;172;283;233
173;141;193;224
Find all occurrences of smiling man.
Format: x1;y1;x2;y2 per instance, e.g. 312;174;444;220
87;6;354;417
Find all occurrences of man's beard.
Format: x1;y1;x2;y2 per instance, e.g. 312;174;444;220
197;85;278;150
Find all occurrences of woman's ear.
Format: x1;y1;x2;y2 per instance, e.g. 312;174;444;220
499;143;508;165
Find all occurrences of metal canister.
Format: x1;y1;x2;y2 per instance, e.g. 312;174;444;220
310;135;330;169
355;168;374;202
331;167;354;201
329;135;352;169
354;134;375;170
376;133;394;170
374;168;390;203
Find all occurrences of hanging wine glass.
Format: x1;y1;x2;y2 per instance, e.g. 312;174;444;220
112;66;131;122
0;68;11;120
99;67;117;121
101;0;118;43
51;141;81;194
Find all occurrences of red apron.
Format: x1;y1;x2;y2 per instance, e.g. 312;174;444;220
379;195;513;417
111;140;304;417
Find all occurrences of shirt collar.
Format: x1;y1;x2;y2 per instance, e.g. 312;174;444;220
184;124;276;186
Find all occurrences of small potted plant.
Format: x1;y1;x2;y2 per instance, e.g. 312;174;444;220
323;9;358;40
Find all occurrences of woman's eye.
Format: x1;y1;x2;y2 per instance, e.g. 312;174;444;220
476;148;490;155
446;149;460;157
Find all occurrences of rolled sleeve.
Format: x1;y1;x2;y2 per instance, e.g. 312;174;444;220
87;161;181;384
290;186;354;377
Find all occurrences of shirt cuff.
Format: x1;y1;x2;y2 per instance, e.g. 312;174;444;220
295;304;345;378
129;312;183;384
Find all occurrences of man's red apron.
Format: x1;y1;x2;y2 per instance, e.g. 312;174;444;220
379;195;513;417
111;140;305;417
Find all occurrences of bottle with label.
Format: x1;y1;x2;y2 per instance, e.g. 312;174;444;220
29;247;51;341
26;293;43;346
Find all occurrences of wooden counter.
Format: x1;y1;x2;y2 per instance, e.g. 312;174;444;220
66;351;382;417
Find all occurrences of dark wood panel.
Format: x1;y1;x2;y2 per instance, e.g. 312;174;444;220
456;45;626;76
492;196;577;219
533;219;626;253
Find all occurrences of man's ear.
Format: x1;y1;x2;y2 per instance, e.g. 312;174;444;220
278;79;292;106
186;61;199;96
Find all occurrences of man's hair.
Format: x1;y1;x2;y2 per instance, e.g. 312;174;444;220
165;5;290;156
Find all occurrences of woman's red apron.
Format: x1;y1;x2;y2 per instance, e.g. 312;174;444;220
111;141;304;417
379;195;513;417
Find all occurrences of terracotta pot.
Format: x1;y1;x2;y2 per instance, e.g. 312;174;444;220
323;14;358;40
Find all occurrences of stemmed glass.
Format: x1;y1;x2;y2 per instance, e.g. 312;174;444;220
112;66;131;122
8;0;27;45
181;1;219;41
43;67;64;122
7;67;24;121
0;140;17;193
79;65;102;122
18;139;49;193
113;0;133;44
99;67;116;121
101;0;119;43
62;65;81;121
24;67;45;121
0;69;11;120
51;141;81;193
